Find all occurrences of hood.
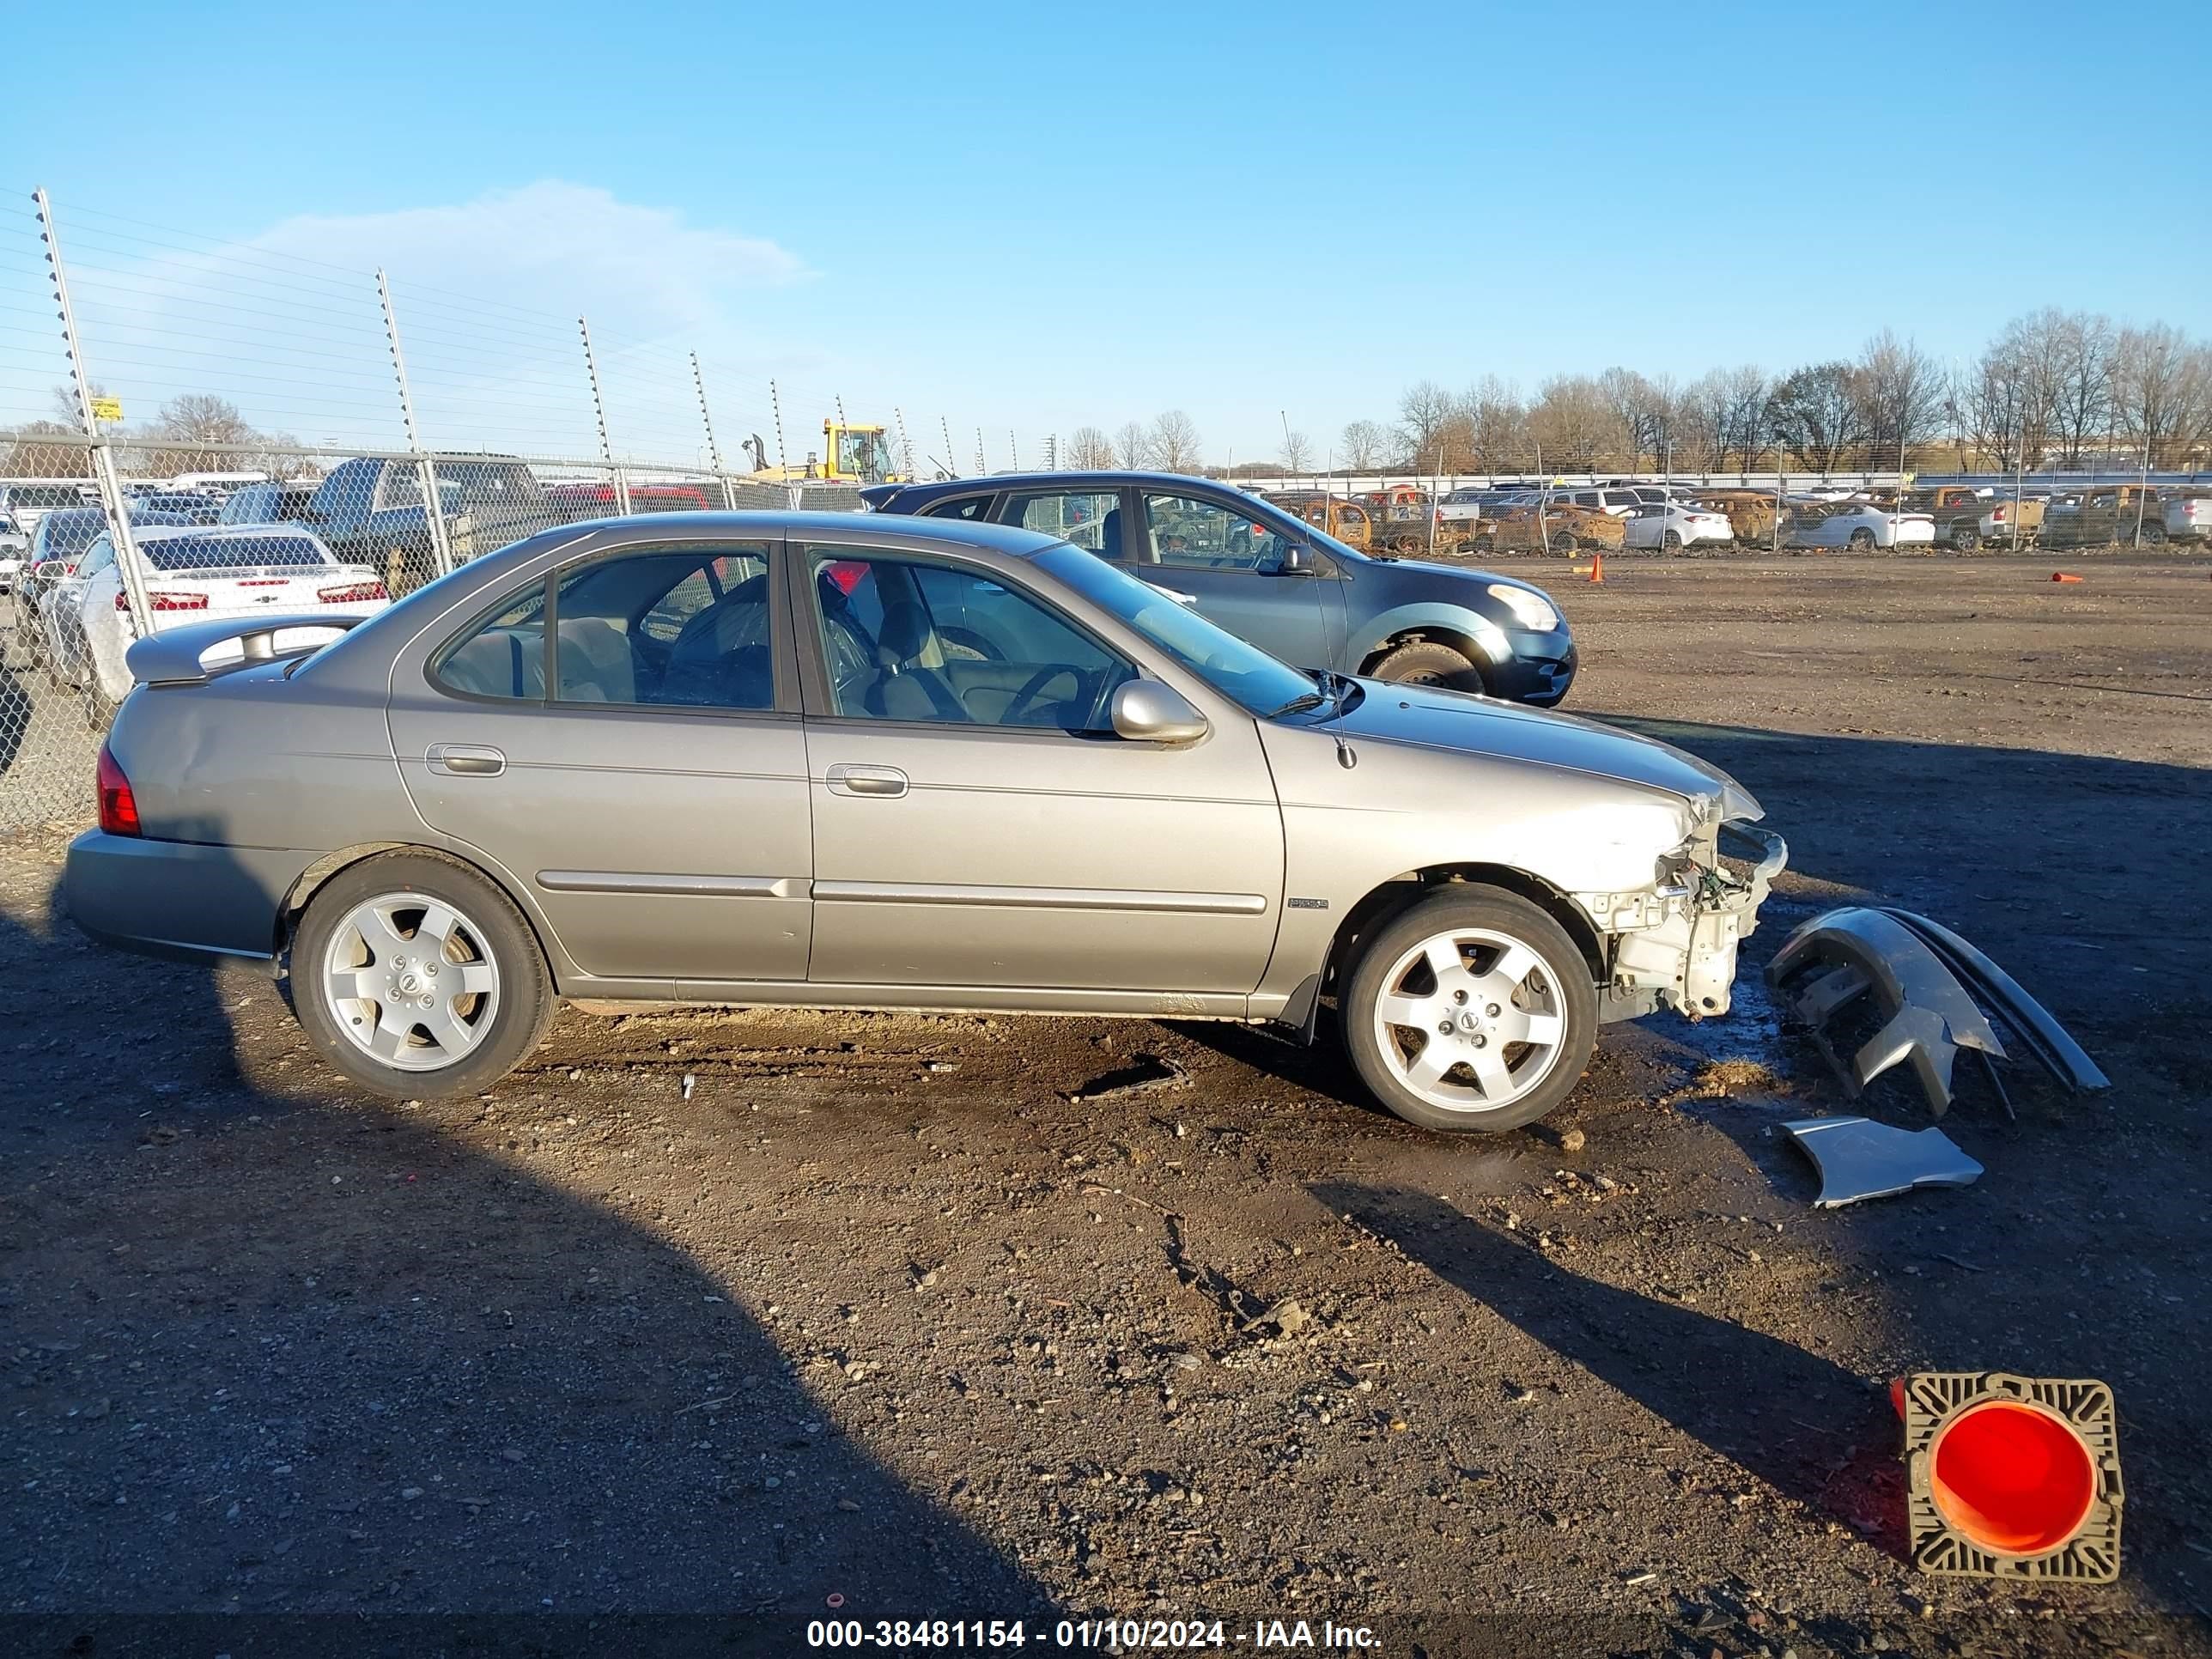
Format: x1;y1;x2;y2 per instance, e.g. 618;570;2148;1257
1332;680;1764;819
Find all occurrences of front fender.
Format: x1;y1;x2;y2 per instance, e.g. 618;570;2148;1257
1350;599;1509;667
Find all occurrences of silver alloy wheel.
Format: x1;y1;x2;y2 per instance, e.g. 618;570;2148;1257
320;891;502;1073
1370;927;1569;1114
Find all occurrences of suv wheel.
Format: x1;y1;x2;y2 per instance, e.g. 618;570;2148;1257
1342;887;1596;1134
1368;640;1481;691
291;853;554;1098
1952;525;1980;551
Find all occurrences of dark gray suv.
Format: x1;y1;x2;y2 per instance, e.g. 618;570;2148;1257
861;471;1577;705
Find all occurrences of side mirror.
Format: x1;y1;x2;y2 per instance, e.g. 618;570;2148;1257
1110;679;1209;745
1273;544;1313;574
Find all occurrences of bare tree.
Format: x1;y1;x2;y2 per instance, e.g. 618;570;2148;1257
1396;380;1457;472
1067;425;1116;469
2045;312;2116;465
1148;410;1203;472
2112;323;2212;465
1853;331;1948;458
1463;377;1527;471
1114;421;1150;470
1279;429;1314;472
1528;375;1631;469
1339;419;1388;470
1767;362;1866;471
1597;368;1678;467
149;393;258;476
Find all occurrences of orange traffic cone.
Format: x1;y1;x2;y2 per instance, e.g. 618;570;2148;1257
1587;553;1605;584
2051;572;2082;584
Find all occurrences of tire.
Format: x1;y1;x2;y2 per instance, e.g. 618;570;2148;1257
1551;532;1577;554
1846;528;1876;550
1341;886;1597;1134
1952;526;1979;551
289;852;555;1099
2141;521;2166;545
1473;535;1495;555
80;678;118;732
1662;530;1683;551
1368;639;1482;691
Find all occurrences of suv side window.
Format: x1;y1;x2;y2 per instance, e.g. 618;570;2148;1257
1001;490;1123;557
805;549;1133;731
552;544;776;709
919;494;994;522
1140;492;1285;571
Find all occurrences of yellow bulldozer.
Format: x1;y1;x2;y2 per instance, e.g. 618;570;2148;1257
744;420;909;487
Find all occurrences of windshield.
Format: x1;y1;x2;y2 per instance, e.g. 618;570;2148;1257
1034;544;1314;716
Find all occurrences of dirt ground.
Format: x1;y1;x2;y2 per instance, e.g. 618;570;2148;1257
3;554;2209;1656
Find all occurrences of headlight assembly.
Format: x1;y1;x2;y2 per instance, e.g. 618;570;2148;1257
1485;582;1559;631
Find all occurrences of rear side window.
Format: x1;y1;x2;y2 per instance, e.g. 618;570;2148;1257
920;494;993;521
435;582;550;701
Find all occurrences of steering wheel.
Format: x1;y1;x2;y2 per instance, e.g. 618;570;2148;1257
1000;664;1085;727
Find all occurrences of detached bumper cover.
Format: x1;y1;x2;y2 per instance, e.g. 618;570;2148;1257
64;830;309;970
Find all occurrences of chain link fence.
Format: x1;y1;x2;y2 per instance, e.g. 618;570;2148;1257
0;185;886;833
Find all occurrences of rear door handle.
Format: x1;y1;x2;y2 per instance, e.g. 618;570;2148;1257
825;763;908;798
427;742;507;777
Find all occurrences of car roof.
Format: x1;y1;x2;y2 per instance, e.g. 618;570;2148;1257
513;508;1068;560
131;522;325;541
888;469;1236;497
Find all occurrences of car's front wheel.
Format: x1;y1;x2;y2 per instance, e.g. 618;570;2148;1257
1368;639;1481;691
1341;887;1596;1134
291;853;554;1098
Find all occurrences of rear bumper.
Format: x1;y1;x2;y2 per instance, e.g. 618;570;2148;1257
64;830;312;972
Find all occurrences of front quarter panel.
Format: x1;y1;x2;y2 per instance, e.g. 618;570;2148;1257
1254;721;1694;1004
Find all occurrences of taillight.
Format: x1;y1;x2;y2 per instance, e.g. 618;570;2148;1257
117;591;211;611
96;742;140;837
1990;507;2007;520
317;580;389;603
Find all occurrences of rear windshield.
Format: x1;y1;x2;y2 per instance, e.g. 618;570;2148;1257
140;534;335;572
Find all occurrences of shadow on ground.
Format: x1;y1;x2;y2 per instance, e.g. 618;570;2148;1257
0;863;1044;1637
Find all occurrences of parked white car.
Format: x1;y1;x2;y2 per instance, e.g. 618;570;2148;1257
68;525;390;709
1622;501;1735;550
1783;501;1936;550
2164;493;2212;543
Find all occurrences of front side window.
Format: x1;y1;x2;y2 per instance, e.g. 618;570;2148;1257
1140;493;1285;571
919;494;994;522
806;550;1133;731
1003;490;1122;557
552;544;775;709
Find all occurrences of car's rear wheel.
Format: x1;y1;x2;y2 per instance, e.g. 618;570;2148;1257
1368;639;1481;691
1847;528;1876;550
2141;520;2166;545
1953;526;1979;551
1342;887;1596;1134
1551;531;1577;553
292;853;554;1098
1662;529;1683;551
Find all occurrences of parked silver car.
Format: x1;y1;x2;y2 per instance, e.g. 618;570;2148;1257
65;512;1785;1133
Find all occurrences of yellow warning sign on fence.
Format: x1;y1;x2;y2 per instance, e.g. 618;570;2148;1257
89;396;123;422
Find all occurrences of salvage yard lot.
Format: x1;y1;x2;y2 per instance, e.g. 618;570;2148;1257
3;556;2209;1653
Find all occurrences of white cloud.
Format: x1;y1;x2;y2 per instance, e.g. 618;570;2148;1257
254;180;806;339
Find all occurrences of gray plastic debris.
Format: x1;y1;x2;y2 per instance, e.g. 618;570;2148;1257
1783;1115;1985;1208
1766;908;2006;1116
1873;908;2110;1094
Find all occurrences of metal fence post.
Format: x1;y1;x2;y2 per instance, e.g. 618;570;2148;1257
35;187;153;636
894;407;915;480
376;269;453;579
769;380;798;508
578;315;629;515
690;352;736;509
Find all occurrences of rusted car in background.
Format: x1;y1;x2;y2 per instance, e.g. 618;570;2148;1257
1691;490;1780;549
1473;501;1627;555
2041;485;2169;547
1270;490;1373;552
1901;485;1995;550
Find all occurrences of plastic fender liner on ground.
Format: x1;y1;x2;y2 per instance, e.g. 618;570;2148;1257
1782;1115;1984;1207
1895;1372;2122;1581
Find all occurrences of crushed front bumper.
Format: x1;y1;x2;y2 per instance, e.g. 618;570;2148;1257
1578;822;1788;1022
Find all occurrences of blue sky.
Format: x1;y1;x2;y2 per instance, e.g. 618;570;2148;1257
9;0;2207;466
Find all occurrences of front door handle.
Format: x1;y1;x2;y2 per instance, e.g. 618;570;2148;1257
825;763;908;798
427;742;507;777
